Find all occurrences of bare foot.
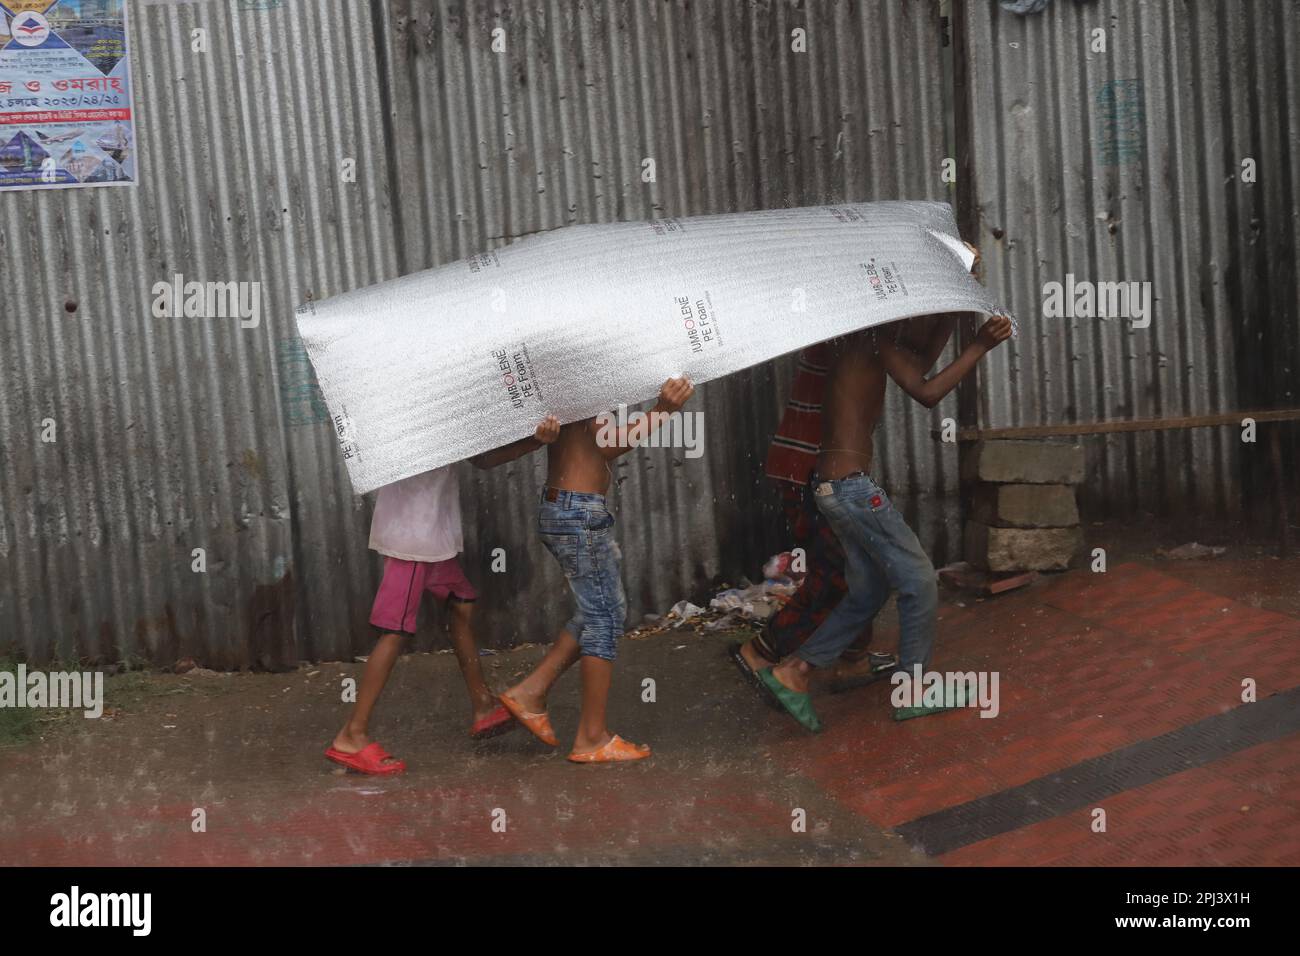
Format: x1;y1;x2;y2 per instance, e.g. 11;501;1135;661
771;658;812;694
471;697;501;724
330;728;403;768
571;730;613;753
501;686;547;715
739;639;772;673
823;654;880;685
568;733;651;762
331;728;370;755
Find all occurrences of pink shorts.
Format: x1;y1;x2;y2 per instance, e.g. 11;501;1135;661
370;556;479;634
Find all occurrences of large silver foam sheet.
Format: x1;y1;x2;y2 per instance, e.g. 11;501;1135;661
295;201;1011;494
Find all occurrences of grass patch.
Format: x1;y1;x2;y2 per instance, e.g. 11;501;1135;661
106;668;183;710
0;657;235;749
104;668;239;713
0;658;37;748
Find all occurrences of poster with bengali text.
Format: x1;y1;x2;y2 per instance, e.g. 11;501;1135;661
0;0;136;191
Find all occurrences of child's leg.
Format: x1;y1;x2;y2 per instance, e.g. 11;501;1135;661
574;655;613;750
423;557;506;725
503;496;589;712
442;598;498;720
814;478;937;675
333;631;405;756
328;556;424;762
565;511;641;756
774;490;890;693
504;625;581;713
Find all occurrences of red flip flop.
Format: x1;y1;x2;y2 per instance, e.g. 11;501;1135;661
469;703;518;740
324;742;406;775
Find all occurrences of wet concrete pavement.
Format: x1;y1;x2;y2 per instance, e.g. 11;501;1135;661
2;551;1298;867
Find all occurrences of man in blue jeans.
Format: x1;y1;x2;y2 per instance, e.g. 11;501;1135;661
759;312;1013;731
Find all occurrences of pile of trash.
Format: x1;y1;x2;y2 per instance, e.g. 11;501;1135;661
626;551;802;639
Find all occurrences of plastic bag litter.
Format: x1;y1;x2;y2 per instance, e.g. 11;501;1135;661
704;612;747;631
709;579;798;621
763;551;804;580
666;600;705;625
1155;542;1227;560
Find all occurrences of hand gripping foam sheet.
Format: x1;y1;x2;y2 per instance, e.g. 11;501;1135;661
295;201;1011;495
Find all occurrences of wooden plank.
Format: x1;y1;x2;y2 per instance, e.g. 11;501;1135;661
938;562;1038;596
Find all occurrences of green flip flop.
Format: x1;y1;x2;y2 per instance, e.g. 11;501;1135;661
728;643;782;712
758;667;823;733
893;679;976;722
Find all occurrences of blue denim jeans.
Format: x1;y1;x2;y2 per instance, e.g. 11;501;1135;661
795;474;937;670
538;489;627;661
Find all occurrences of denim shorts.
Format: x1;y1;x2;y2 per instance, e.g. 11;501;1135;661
538;489;627;661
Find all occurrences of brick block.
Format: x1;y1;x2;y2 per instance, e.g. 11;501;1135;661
965;521;1083;571
960;440;1085;484
970;482;1080;528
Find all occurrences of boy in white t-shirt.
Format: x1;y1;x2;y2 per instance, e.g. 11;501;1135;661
324;463;518;774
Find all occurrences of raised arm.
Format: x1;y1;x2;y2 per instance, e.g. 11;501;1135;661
897;313;960;374
470;415;560;469
595;377;695;461
877;315;1012;409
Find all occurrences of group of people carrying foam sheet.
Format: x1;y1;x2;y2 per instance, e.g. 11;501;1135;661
324;253;1012;773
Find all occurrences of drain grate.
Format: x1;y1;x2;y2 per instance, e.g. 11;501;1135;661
895;686;1300;857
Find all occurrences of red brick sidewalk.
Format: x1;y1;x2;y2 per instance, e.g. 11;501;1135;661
768;562;1300;865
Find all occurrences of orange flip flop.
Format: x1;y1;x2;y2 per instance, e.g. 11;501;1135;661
567;735;652;764
497;693;558;747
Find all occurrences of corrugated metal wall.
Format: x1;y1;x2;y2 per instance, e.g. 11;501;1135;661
376;0;960;652
954;0;1300;518
0;0;398;667
8;0;1290;667
2;0;955;667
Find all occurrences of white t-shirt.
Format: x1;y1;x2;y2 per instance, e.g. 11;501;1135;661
368;466;463;563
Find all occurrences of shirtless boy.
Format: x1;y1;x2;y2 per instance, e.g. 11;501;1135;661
473;377;695;762
758;313;1013;731
735;315;966;686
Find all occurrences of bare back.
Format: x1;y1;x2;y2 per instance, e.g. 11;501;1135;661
818;330;887;480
